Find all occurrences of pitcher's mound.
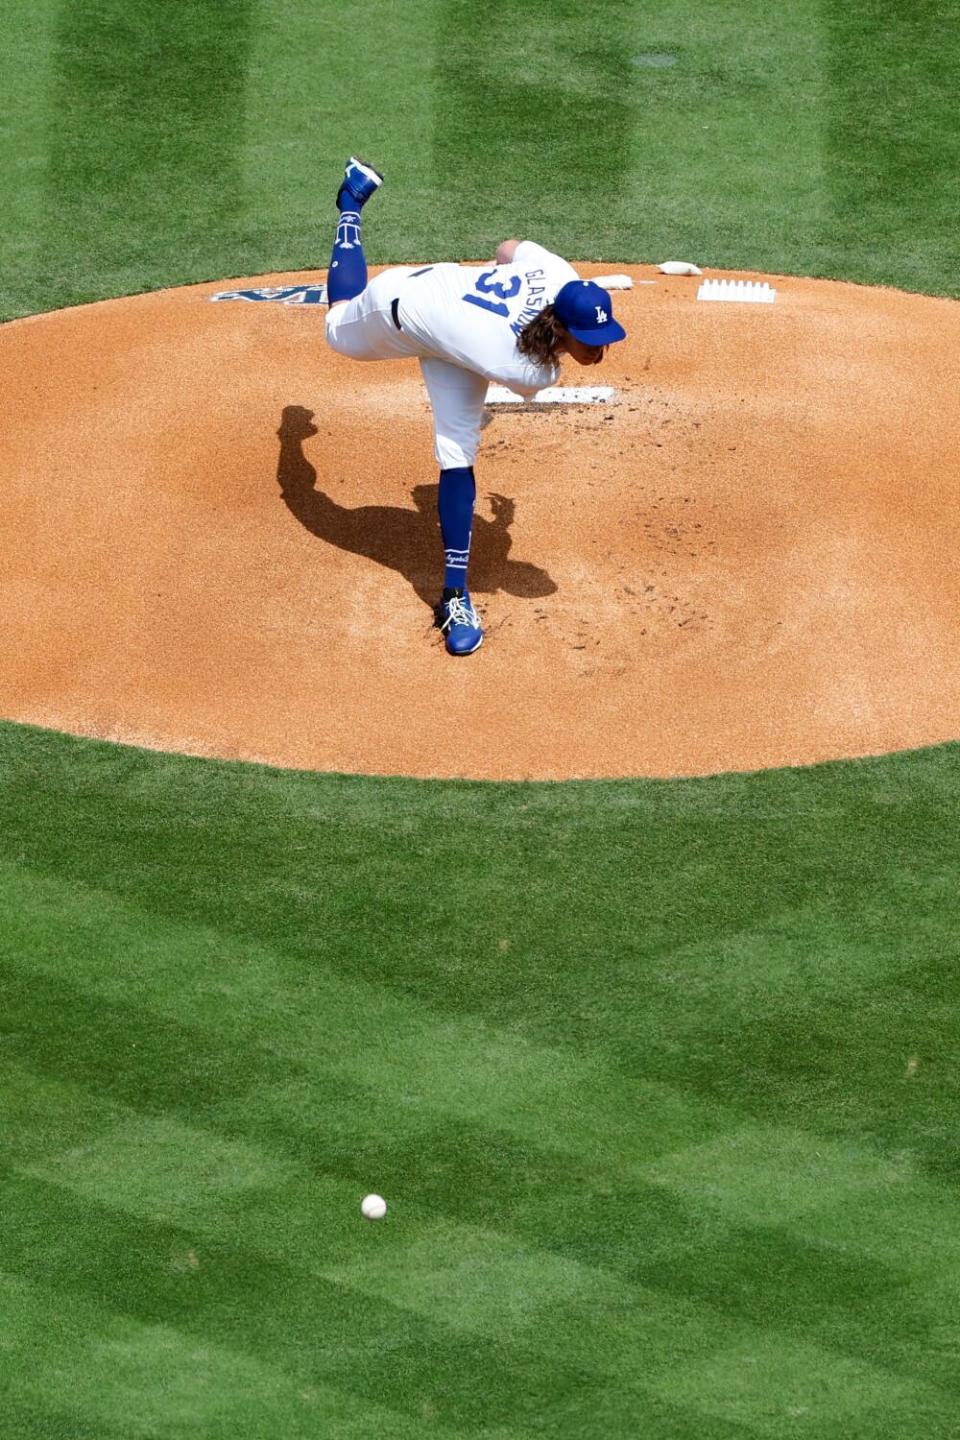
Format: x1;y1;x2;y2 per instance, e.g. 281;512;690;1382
3;265;959;780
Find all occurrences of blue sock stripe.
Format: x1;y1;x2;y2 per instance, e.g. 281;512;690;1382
336;211;362;249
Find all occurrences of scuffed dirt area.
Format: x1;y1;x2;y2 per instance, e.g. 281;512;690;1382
2;263;959;779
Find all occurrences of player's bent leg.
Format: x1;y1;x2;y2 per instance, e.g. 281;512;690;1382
326;156;384;306
325;268;422;360
327;211;368;304
324;292;374;356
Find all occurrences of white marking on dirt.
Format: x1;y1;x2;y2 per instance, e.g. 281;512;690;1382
485;386;616;406
697;279;777;304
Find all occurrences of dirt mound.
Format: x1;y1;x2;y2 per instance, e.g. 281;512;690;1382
2;264;958;779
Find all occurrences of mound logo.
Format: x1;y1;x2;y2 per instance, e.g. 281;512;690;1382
211;285;328;305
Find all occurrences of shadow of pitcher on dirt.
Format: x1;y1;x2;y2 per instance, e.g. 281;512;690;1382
276;404;557;610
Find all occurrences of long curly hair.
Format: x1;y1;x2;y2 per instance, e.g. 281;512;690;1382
516;304;566;367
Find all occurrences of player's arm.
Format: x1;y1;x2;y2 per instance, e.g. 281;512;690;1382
496;238;580;287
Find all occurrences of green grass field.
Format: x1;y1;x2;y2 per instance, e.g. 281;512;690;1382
2;2;960;1435
3;0;960;318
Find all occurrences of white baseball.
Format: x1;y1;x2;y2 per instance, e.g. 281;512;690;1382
361;1193;387;1220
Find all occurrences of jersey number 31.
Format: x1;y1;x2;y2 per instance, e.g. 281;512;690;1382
462;269;521;318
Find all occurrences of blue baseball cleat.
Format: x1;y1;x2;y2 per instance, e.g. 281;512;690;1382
336;155;384;209
436;588;484;656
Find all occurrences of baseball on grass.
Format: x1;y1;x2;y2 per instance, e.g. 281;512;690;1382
361;1193;387;1220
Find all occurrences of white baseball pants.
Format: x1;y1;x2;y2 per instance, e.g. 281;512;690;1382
325;268;489;470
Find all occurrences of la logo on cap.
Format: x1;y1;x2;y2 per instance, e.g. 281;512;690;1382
553;278;628;347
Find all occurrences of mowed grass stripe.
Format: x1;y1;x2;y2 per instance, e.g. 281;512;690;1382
4;729;960;1432
4;1065;763;1424
431;0;637;259
9;853;946;1250
7;903;954;1415
618;0;829;274
645;1335;947;1439
38;0;255;314
628;894;960;1158
3;1173;612;1434
6;1162;954;1438
8;856;956;1369
0;0;60;320
5;1;960;324
0;858;733;1167
5;1061;631;1355
241;0;444;274
5;725;957;1006
824;0;960;294
4;729;960;1202
3;726;958;1171
0;1269;467;1440
3;929;743;1281
6;970;955;1413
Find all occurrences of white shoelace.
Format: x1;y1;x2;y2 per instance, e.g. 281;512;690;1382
440;595;480;632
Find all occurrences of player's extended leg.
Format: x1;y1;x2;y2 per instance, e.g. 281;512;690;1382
439;466;476;595
436;466;482;655
326;156;383;306
419;358;490;656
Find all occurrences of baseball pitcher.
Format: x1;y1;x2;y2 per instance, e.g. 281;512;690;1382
324;156;627;655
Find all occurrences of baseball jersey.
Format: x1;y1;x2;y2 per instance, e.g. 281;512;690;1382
396;241;580;396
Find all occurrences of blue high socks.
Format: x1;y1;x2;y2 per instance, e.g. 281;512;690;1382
438;466;476;591
327;204;368;304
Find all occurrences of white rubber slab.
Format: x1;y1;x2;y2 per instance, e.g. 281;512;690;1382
697;279;776;304
485;385;616;405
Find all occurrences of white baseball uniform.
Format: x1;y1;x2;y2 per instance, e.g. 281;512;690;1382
325;241;579;469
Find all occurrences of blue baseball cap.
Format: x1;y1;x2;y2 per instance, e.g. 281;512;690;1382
554;279;626;346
